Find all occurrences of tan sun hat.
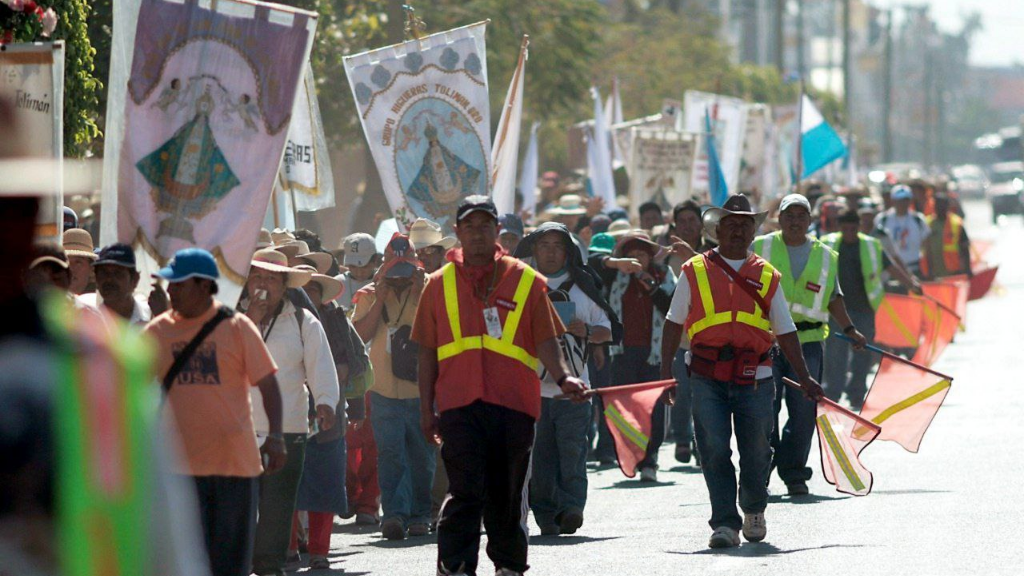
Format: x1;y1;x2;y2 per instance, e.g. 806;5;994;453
255;228;273;249
606;219;634;237
547;194;587;216
62;228;97;260
275;239;308;259
270;228;296;246
291;243;334;274
250;248;311;288
295;264;344;304
408;218;456;251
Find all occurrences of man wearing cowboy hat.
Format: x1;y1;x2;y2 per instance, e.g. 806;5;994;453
62;227;97;295
660;194;824;549
242;248;341;576
352;234;436;541
409;218;457;274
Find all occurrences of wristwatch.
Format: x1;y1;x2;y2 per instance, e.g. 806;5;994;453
557;374;569;388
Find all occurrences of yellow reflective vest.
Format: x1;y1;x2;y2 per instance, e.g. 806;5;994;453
752;232;838;343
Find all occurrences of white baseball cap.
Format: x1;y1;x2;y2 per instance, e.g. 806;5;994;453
343;233;378;267
779;193;811;214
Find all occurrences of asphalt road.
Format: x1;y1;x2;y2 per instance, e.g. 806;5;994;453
318;200;1023;576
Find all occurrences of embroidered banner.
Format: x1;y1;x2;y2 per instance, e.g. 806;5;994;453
343;22;490;232
0;42;65;239
278;62;335;213
115;0;316;284
626;127;698;213
683;91;748;199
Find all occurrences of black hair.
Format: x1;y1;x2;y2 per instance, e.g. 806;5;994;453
638;201;662;217
293;228;323;252
671;200;702;222
837;207;860;224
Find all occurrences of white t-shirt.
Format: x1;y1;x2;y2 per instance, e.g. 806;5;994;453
665;250;796;379
78;292;152;325
874;210;929;265
339;273;373;311
539;270;611;397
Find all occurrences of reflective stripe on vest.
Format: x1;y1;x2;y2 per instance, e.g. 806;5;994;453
686;256;773;341
757;232;833;324
437;263;539;369
822;233;885;310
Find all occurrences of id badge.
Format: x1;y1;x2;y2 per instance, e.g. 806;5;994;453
483;307;503;339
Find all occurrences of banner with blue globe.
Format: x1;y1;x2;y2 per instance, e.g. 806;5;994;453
343;22;491;232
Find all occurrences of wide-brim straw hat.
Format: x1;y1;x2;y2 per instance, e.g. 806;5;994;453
297;251;333;275
255;228;273;249
408;218;457;251
275;239;308;259
62;228;97;260
271;228;296;245
547;194;587;216
250;248;311;288
606;219;635;238
294;264;343;304
613;231;663;258
702;194;768;243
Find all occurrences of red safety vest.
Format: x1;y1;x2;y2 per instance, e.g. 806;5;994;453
681;253;781;358
922;213;964;277
431;256;547;419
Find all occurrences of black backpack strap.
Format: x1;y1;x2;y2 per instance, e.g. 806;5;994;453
162;306;234;395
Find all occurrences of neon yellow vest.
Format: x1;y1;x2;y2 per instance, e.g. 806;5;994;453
821;232;885;310
752;232;837;343
43;292;157;576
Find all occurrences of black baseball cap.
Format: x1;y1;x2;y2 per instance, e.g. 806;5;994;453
456;195;498;222
93;243;137;269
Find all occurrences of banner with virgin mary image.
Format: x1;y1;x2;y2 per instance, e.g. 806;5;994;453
344;22;490;231
115;0;316;285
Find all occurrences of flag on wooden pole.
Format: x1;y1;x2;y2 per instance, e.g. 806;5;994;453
491;35;528;216
518;121;540;219
587;86;617;206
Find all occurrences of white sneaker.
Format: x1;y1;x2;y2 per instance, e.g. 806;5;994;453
639;467;658;483
742;512;766;542
708;526;740;548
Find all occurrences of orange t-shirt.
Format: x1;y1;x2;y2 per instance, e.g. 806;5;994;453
144;301;277;477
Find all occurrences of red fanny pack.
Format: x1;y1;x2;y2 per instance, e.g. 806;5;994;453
689;345;767;386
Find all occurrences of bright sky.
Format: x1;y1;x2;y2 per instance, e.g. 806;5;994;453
901;1;1024;67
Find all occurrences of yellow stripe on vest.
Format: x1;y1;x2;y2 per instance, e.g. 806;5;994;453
604;404;649;451
817;414;865;492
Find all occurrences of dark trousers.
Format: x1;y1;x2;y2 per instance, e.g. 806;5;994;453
192;475;259;576
824;309;878;407
612;346;666;469
437;401;535;576
588;353;616;462
771;342;824;484
253;433;306;575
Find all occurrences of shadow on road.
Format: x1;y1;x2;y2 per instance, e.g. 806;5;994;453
333;522;381;535
767;493;847;505
665;465;703;474
353;535;438;549
599;479;677;490
669;543;870;557
530;535;622;546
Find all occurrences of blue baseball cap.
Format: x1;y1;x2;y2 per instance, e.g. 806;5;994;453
156;248;220;283
498;213;525;238
891;185;913;201
93;243;137;269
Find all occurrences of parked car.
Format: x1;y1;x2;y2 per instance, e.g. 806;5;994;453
951;164;989;199
986;161;1024;222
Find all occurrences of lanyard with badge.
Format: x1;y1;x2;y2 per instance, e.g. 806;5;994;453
477;264;504;340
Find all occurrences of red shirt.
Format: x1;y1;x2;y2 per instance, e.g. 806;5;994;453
622;277;654;347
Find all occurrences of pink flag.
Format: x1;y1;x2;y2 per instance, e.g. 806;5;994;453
598;380;675;478
911;293;960;367
859;356;953;453
817;398;880;496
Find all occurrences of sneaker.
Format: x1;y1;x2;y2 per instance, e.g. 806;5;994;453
495;568;524;576
786;482;809;496
408;522;431;537
742;512;767;542
708;526;740;549
381;518;406;540
355;512;380;525
538;523;560;536
674;444;692;464
558;509;584;535
283;552;301;571
639;467;658;483
308;556;330;570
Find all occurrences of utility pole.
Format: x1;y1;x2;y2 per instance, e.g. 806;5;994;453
937;89;947;169
923;50;933;170
796;0;806;81
882;8;894;163
842;0;852;130
774;0;785;73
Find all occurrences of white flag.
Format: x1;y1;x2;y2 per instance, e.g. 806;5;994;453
279;63;336;213
588;86;616;206
519;121;540;219
604;77;625;169
491;37;528;216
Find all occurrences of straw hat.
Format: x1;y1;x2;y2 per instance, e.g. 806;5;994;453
255;228;273;249
62;228;97;260
546;194;587;216
270;228;296;245
249;248;311;288
408;218;456;251
606;219;634;237
701;194;768;243
294;264;343;304
280;241;333;274
613;231;663;258
275;239;308;259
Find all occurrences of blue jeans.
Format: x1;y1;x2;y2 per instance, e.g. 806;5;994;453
824;308;878;406
670;350;694;445
691;375;775;531
530;397;593;527
369;392;436;526
770;341;824;484
612;346;665;469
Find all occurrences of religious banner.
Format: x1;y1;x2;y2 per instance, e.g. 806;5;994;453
739;104;770;198
772;104;799;192
683;91;748;198
627;127;698;213
0;41;64;240
115;0;317;287
278;63;335;213
344;22;491;231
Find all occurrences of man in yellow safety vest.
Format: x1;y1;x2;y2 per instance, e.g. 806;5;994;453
922;193;972;280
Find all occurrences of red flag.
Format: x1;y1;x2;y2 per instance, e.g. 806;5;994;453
926;278;969;327
858;355;953;453
911;293;959;367
598;380;675;478
816;398;880;496
874;294;924;349
968;265;998;301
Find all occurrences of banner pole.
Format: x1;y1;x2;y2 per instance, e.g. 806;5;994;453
554;379;675;400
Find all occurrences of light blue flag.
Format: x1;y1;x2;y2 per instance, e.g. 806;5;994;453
800;95;848;179
705;109;728;207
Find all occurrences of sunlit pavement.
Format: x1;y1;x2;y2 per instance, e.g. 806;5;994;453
320;200;1023;576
